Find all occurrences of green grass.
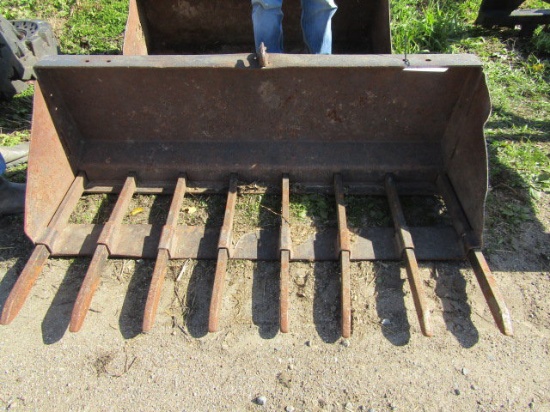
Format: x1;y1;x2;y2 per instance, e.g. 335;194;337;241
59;0;128;54
490;140;550;198
3;163;27;183
391;0;550;54
291;194;335;226
234;193;281;233
0;0;128;54
0;85;34;139
531;25;550;54
392;1;456;53
346;196;391;228
68;194;114;224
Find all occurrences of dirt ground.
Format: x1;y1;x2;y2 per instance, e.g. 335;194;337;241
0;190;549;412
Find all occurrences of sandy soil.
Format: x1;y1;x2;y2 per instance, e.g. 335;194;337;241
0;191;549;412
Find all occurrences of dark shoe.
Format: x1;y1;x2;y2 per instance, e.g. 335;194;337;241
0;176;25;215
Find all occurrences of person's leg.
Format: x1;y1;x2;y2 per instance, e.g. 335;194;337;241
251;0;284;53
301;0;337;54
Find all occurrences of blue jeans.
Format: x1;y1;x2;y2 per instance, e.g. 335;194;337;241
0;154;5;175
251;0;337;54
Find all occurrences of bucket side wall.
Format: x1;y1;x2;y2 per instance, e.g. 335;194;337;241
442;70;491;245
25;85;78;241
123;0;149;56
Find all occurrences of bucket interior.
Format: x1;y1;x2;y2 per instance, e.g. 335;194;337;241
28;53;490;244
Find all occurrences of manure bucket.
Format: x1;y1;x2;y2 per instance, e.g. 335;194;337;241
1;1;512;338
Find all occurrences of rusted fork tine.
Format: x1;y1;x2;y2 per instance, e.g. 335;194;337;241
1;174;86;325
385;175;433;337
143;176;187;333
208;175;238;333
469;250;513;335
69;176;137;332
436;175;513;336
334;174;352;338
279;175;291;333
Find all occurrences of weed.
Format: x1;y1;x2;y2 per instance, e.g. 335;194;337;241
0;85;34;135
401;196;450;226
346;196;391;228
291;194;335;226
60;0;128;54
486;192;533;238
391;0;478;53
289;194;336;244
490;140;550;198
0;131;29;147
69;194;116;224
3;163;26;183
234;194;281;235
500;202;532;224
531;26;550;55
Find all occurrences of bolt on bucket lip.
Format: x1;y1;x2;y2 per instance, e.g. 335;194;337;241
35;52;485;69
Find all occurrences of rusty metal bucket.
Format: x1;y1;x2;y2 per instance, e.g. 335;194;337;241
0;0;512;338
0;51;512;338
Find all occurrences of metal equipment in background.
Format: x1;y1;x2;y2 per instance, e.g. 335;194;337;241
0;14;57;100
476;0;550;35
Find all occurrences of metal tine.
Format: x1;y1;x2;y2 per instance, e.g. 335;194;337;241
385;174;433;337
1;173;86;325
279;174;291;333
436;175;513;336
468;250;513;336
208;175;238;333
69;175;137;332
280;250;290;333
143;176;187;333
334;174;352;338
